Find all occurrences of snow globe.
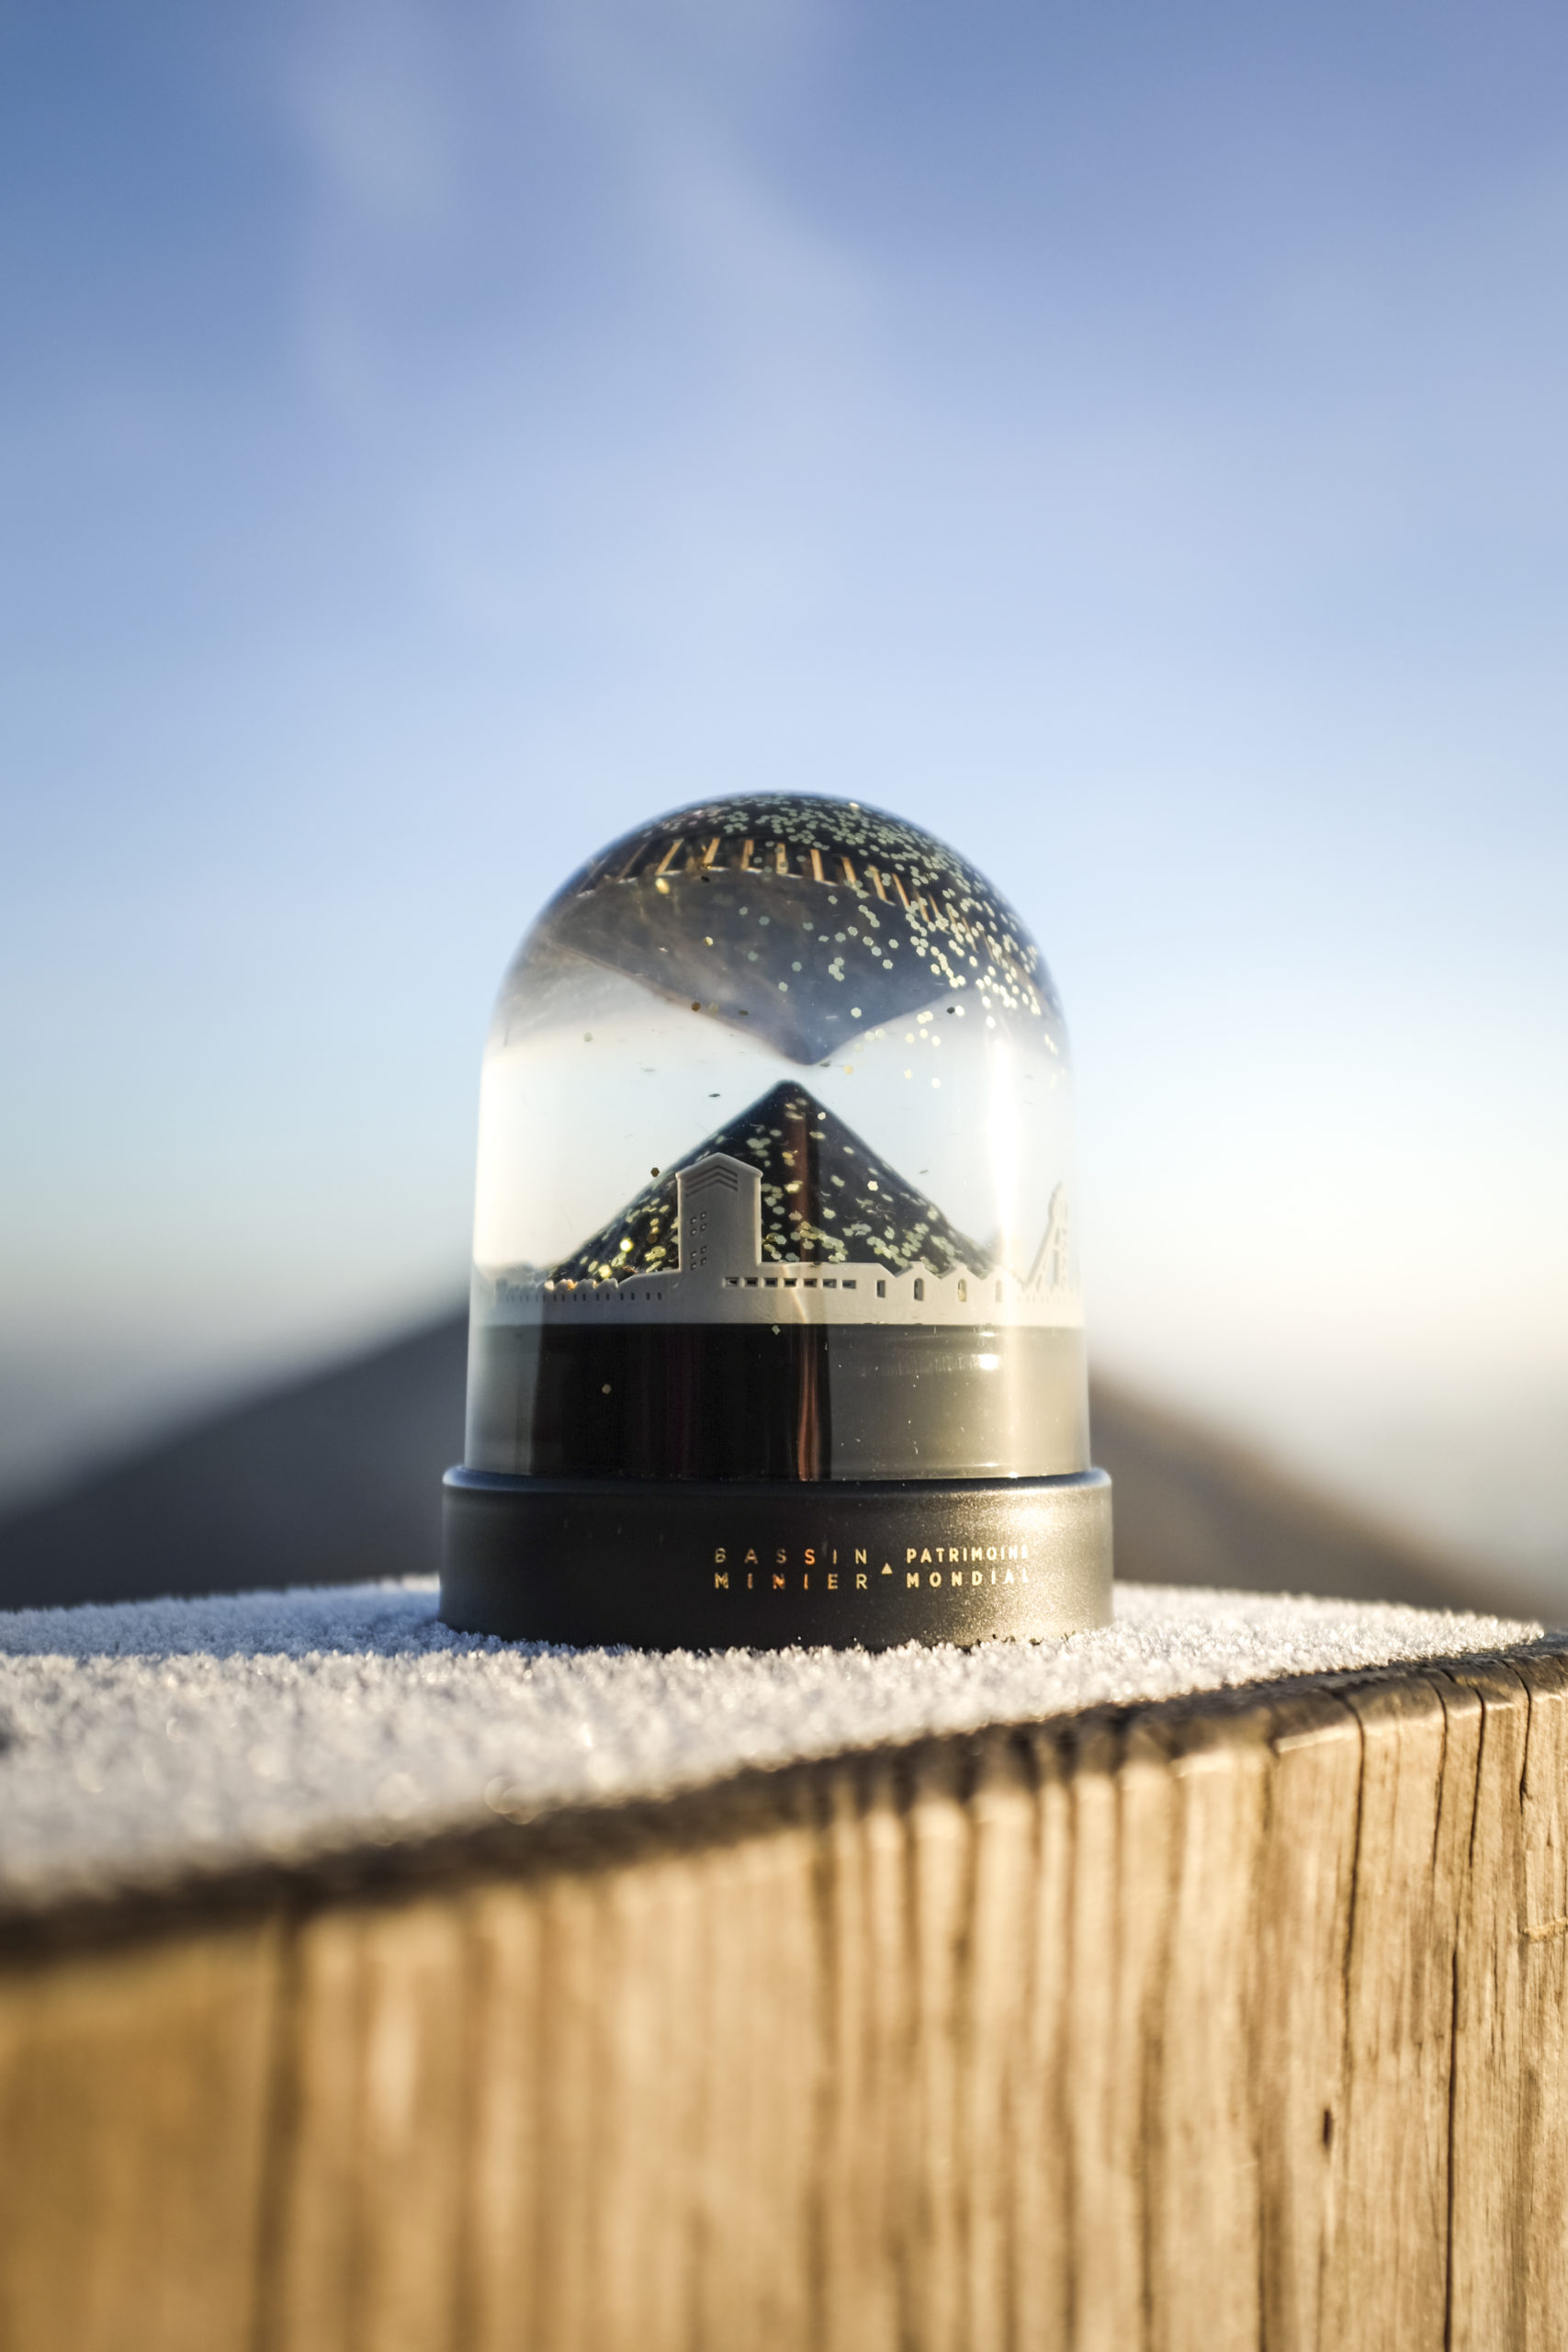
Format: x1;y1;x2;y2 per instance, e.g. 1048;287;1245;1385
442;794;1112;1646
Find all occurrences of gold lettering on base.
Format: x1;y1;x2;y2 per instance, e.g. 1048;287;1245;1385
930;1573;942;1589
827;1574;838;1590
1004;1567;1014;1584
971;1570;982;1586
715;1547;727;1565
715;1572;729;1589
951;1570;963;1587
908;1572;919;1589
856;1574;868;1589
773;1573;785;1589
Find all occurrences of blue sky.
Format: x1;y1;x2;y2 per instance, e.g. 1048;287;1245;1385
3;0;1566;1581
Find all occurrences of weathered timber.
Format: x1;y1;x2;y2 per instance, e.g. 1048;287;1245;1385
4;1644;1568;2350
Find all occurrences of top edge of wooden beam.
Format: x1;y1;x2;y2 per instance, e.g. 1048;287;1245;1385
2;1632;1564;1964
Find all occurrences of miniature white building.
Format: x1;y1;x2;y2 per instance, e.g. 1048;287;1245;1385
480;1153;1079;1332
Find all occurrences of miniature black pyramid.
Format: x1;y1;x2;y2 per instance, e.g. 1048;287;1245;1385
553;1081;991;1283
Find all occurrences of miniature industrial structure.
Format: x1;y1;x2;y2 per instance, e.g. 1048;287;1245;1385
480;1149;1077;1329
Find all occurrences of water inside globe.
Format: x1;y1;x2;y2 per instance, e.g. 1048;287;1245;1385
466;795;1088;1481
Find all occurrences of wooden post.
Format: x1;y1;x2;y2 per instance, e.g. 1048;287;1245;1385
2;1640;1567;2349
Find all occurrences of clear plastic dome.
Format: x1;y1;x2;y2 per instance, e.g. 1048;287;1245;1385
464;794;1088;1484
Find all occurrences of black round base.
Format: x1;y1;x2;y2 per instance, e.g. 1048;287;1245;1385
441;1468;1113;1650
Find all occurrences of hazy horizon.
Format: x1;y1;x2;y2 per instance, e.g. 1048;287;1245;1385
3;0;1565;1589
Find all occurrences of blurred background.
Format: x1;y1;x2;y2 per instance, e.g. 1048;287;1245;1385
2;0;1564;1609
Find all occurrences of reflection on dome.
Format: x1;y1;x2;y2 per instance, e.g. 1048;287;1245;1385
547;796;1054;1065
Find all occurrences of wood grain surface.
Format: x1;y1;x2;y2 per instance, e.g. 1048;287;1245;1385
3;1642;1567;2351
